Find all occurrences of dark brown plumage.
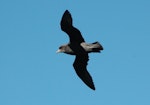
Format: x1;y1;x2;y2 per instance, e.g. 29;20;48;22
57;10;103;90
61;10;85;44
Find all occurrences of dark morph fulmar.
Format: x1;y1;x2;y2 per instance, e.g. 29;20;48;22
57;10;103;90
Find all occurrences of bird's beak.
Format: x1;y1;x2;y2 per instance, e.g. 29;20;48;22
56;49;62;53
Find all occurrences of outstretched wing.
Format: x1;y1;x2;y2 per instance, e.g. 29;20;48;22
60;10;72;31
73;53;95;90
60;10;85;44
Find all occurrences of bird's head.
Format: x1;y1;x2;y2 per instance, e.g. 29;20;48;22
56;44;74;55
56;45;66;53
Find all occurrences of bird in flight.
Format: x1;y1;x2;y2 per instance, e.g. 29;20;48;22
57;10;103;90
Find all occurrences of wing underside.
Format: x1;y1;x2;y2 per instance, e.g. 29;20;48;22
73;53;95;90
60;10;85;43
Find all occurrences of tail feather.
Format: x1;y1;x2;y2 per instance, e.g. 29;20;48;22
92;48;101;52
81;42;103;53
92;42;103;52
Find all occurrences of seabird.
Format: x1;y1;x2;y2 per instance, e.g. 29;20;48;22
57;10;103;90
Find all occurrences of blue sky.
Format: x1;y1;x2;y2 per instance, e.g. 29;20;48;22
0;0;150;105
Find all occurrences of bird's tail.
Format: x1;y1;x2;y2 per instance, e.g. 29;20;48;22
91;42;103;53
81;42;103;53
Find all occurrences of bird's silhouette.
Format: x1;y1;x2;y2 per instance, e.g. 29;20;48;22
57;10;103;90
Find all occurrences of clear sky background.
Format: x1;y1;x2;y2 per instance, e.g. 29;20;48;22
0;0;150;105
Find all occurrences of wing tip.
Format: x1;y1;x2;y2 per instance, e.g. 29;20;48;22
61;9;73;31
65;10;69;13
64;10;70;16
90;85;96;90
88;82;96;90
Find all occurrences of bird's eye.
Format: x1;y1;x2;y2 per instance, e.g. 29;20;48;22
59;46;62;49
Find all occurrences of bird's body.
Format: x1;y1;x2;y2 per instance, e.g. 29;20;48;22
57;42;102;55
57;10;103;90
